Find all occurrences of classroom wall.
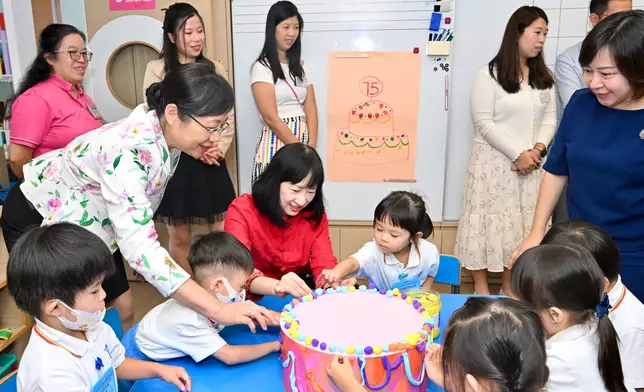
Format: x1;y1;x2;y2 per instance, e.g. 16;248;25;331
2;0;37;92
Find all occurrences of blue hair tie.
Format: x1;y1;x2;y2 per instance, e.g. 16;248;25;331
595;292;612;319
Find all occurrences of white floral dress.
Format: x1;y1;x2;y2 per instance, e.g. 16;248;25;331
20;104;187;296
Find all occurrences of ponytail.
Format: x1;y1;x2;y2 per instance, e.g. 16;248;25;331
421;212;434;239
16;55;52;97
596;313;627;392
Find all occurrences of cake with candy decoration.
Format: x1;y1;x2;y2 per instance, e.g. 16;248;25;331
279;284;434;391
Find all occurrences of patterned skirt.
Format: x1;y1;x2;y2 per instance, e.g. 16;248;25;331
251;116;309;184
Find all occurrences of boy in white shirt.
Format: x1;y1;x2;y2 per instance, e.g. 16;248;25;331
135;232;280;364
542;220;644;390
8;223;190;392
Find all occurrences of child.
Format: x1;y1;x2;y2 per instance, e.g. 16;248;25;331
511;244;632;392
326;297;548;392
135;232;280;365
323;191;439;291
7;223;190;391
541;221;644;391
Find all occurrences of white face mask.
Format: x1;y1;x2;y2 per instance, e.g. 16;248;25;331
213;278;246;304
57;301;105;331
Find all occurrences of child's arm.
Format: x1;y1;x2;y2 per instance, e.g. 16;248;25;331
213;341;281;365
250;272;311;298
326;355;367;392
116;358;191;391
421;276;434;291
323;257;360;286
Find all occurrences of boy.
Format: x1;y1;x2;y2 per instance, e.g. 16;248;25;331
7;223;190;392
135;232;280;364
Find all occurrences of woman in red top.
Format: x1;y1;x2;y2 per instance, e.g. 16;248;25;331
225;143;342;298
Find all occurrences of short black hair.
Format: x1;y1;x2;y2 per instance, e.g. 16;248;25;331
590;0;611;15
188;232;254;284
7;223;115;318
541;220;620;282
252;143;326;228
374;191;434;239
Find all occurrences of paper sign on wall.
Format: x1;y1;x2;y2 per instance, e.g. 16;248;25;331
109;0;156;11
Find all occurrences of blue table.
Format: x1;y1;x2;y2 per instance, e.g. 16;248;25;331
130;294;472;392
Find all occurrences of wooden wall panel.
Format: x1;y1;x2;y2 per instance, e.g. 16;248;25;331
31;0;54;43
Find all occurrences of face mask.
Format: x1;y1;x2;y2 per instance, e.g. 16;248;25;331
214;278;246;304
57;301;105;331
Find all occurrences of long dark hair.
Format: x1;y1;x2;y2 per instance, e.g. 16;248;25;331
511;245;628;392
255;1;305;84
252;143;325;228
443;297;549;392
374;191;433;239
17;24;86;97
161;3;215;75
488;6;554;93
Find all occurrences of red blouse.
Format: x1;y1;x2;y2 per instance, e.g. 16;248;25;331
224;194;337;295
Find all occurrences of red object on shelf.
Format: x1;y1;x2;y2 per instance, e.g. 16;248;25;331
0;13;5;30
445;17;452;24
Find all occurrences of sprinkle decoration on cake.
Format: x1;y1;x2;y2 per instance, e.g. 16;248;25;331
279;284;434;391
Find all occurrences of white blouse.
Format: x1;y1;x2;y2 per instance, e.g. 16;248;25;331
250;61;311;120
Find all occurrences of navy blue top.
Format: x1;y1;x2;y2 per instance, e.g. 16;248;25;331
544;89;644;254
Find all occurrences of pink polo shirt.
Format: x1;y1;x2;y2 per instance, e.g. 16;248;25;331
10;75;103;158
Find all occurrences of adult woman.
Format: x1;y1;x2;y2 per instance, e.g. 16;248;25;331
513;10;644;302
225;143;339;299
143;3;237;273
454;6;556;295
0;63;275;331
250;0;318;183
8;24;101;179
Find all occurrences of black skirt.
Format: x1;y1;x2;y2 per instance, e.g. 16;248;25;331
154;152;236;226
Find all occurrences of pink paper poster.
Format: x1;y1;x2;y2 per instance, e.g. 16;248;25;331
326;52;421;182
109;0;156;11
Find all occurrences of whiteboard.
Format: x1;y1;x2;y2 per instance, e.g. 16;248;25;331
232;0;452;222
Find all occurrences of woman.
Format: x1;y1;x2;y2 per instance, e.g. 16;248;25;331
225;143;342;299
250;0;318;183
454;6;556;295
513;10;644;302
143;3;237;273
0;63;276;331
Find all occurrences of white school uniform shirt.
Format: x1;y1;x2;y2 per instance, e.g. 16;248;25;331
608;276;644;389
18;319;125;392
250;61;311;120
136;298;227;362
351;239;439;291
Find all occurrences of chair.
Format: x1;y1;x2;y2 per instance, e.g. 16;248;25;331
435;255;461;294
0;370;17;392
104;307;123;340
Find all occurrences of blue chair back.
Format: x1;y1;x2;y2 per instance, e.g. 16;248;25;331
435;255;461;294
104;307;123;340
0;370;17;392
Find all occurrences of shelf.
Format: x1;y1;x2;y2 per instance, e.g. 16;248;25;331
0;324;27;353
0;75;12;83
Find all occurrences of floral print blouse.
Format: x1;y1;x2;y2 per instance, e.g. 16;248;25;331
20;104;187;296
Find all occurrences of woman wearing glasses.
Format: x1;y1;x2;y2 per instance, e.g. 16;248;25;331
143;3;237;274
0;63;278;332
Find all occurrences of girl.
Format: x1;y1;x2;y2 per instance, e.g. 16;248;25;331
143;3;237;274
327;297;549;392
250;0;318;182
323;191;438;292
511;244;631;391
455;6;556;295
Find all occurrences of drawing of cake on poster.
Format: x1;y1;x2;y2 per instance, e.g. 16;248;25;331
334;77;409;164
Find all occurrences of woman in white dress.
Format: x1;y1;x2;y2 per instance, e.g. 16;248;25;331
454;6;556;295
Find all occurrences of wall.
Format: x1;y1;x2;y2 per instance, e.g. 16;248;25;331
2;0;37;92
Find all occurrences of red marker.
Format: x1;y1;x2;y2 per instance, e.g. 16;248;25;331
413;47;419;54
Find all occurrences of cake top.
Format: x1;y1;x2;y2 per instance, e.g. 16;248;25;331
350;101;392;124
280;285;434;357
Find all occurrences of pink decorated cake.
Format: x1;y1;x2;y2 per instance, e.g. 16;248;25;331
333;100;409;164
279;285;434;391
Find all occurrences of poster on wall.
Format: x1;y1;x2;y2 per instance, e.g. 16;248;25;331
326;52;421;183
109;0;156;11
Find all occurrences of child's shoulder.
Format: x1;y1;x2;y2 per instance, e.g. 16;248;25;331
140;298;206;329
417;239;439;257
611;288;644;332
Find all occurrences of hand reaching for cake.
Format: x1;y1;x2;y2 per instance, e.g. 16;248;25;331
326;356;366;392
321;268;357;289
424;344;445;389
272;272;312;298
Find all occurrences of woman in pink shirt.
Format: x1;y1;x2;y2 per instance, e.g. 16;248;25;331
8;23;101;178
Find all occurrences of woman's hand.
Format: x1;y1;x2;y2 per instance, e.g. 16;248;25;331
509;231;544;269
272;272;312;298
155;364;191;392
327;356;364;392
217;301;279;332
513;150;540;174
424;344;445;389
199;146;223;166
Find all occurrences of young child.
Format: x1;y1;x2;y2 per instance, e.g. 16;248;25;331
541;220;644;391
7;223;190;392
511;244;632;392
323;191;439;291
326;297;549;392
135;231;280;365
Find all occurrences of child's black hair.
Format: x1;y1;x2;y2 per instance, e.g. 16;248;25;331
188;232;255;284
374;191;433;239
7;223;115;318
511;244;627;392
541;220;620;282
443;297;549;392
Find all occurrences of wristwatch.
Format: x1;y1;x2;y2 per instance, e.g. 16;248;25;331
535;145;548;158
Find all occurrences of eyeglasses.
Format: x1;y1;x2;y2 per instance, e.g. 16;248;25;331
189;114;232;134
55;50;93;62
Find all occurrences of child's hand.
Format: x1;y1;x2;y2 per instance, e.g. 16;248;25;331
425;344;444;388
327;355;364;391
267;310;282;326
156;364;191;391
272;272;311;298
322;268;344;288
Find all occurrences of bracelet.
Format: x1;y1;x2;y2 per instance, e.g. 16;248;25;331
245;268;265;292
